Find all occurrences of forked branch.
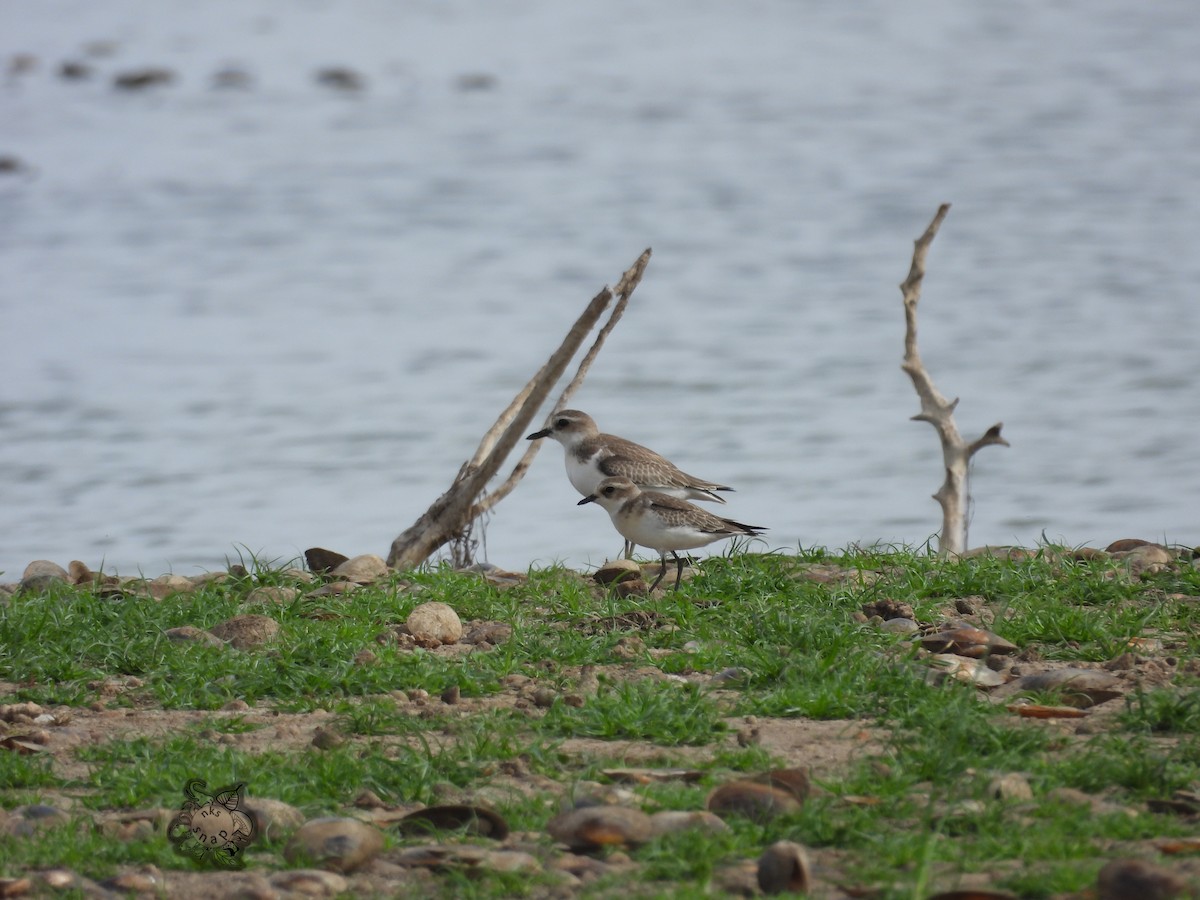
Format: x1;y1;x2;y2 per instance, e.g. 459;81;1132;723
386;249;652;569
899;204;1009;556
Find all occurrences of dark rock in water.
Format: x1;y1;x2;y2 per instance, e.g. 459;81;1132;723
113;67;174;90
455;72;497;92
211;66;253;90
58;60;92;80
315;67;364;91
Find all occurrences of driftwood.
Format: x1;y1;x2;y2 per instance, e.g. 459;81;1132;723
386;249;652;570
899;204;1009;556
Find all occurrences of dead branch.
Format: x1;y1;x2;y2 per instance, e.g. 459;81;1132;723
899;204;1009;556
386;249;653;570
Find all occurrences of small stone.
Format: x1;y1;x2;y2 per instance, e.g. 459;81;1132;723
269;869;349;897
593;559;642;586
246;586;300;605
311;727;346;750
284;817;385;873
164;626;226;647
532;687;557;708
209;614;280;650
706;782;803;822
879;617;920;635
19;560;69;593
648;810;729;838
331;554;389;584
305;547;351;573
242;797;306;842
757;840;812;895
1097;858;1188;900
986;772;1034;802
440;685;460;705
67;560;94;584
353;790;385;809
406;602;463;645
547;805;653;850
0;877;32;896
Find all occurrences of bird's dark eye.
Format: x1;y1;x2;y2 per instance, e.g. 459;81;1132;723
603;486;614;495
555;418;569;428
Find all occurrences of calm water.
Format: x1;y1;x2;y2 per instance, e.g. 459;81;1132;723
3;0;1198;578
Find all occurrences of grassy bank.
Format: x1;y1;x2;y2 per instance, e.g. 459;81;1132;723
1;546;1198;897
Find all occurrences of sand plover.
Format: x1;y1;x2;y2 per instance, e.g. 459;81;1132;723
578;476;766;591
527;409;733;556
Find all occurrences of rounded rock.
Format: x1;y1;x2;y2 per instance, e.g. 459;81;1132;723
593;559;642;586
757;840;812;895
20;560;69;593
706;782;803;822
547;805;653;850
406;602;463;645
331;554;389;584
649;810;729;838
284;817;385;873
1097;858;1188;900
208;615;280;651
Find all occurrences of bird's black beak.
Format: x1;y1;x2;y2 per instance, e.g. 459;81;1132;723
577;494;597;506
526;428;551;440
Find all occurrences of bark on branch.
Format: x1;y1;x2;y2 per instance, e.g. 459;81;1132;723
899;204;1009;556
386;249;653;570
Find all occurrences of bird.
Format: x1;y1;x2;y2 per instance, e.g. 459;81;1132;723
526;409;734;557
577;476;766;591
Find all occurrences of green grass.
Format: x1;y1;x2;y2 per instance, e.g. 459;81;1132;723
0;546;1197;895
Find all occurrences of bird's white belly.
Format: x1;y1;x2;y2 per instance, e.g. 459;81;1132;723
565;451;605;496
615;513;723;553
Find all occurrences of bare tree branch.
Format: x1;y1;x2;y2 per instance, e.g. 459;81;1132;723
899;204;1009;556
471;248;652;517
386;250;653;569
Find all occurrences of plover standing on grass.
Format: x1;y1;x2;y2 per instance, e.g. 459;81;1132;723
527;409;734;557
577;476;766;591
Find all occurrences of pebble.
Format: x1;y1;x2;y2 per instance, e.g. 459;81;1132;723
406;602;463;644
593;559;642;585
546;805;653;850
269;869;349;897
331;554;389;584
19;560;69;593
209;614;280;650
706;782;803;822
986;772;1034;802
284;817;385;873
1097;858;1188;900
164;626;226;647
246;586;300;605
648;810;728;837
242;797;306;842
757;840;812;895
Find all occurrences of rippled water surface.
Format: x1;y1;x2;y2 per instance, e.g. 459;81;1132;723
3;0;1199;577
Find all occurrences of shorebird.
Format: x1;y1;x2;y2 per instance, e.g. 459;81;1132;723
527;409;733;557
578;476;766;591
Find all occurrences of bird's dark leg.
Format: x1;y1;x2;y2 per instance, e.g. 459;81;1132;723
622;540;635;560
648;552;669;592
671;551;685;591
